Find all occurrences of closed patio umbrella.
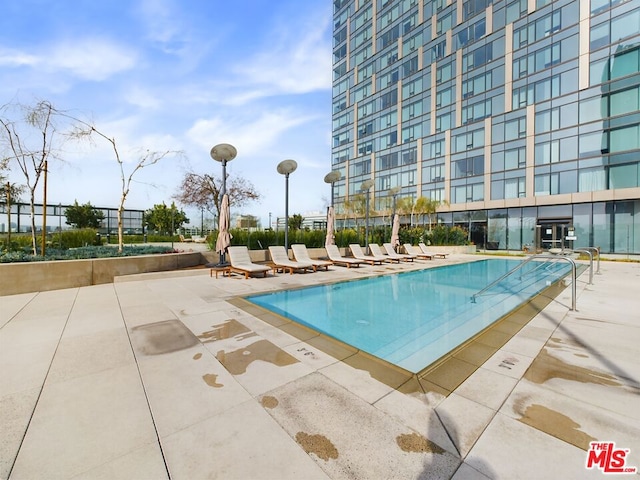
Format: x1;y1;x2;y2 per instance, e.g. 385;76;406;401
390;213;400;249
216;193;232;263
325;205;335;248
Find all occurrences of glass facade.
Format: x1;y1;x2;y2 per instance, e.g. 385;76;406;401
0;202;146;235
332;0;640;253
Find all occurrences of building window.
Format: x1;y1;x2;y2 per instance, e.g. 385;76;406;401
380;88;398;109
436;85;454;107
377;152;399;170
402;147;417;165
462;71;492;98
402;124;422;142
456;18;486;48
380;130;398;149
463;0;492;21
436;62;454;83
506;0;527;24
463;43;493;71
462;99;492;124
358;100;376;119
453;129;484;153
350;159;371;176
453;155;484;178
504;147;526;170
402;100;423;120
402;77;422;99
505;117;526;140
437;11;454;35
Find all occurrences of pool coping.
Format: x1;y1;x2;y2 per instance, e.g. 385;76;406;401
230;265;577;398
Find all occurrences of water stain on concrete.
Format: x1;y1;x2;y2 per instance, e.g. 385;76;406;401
295;432;339;461
549;336;588;349
516;402;596;450
193;353;202;360
198;319;254;343
261;396;279;409
216;339;299;375
525;348;621;387
202;373;223;388
131;319;199;355
396;433;445;454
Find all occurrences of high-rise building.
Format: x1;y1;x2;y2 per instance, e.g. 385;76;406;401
331;0;640;254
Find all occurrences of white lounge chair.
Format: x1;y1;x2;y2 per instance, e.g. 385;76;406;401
268;246;315;274
325;244;364;268
227;246;272;278
368;243;401;263
291;244;332;271
382;243;415;262
418;243;449;258
348;244;386;265
403;243;434;260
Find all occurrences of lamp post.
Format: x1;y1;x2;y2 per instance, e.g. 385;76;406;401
324;171;341;244
268;212;272;230
324;171;341;208
360;179;374;249
210;143;237;197
277;159;297;251
390;186;400;225
211;143;237;265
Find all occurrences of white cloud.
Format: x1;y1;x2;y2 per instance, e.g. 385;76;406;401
224;11;332;103
46;38;137;81
0;47;38;67
186;109;319;158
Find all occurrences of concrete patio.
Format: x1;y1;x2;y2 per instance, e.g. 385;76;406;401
1;254;639;479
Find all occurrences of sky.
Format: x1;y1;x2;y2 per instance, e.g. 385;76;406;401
0;0;334;229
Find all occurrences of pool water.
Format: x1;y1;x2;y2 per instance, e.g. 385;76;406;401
246;259;571;373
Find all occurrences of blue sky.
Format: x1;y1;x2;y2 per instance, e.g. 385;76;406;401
1;0;333;228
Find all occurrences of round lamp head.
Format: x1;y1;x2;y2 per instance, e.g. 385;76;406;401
390;186;401;196
361;179;374;191
210;143;237;163
277;159;298;175
324;171;341;184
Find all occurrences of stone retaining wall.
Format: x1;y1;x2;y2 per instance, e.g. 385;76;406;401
0;252;205;296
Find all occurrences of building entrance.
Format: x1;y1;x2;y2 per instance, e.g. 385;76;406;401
536;219;573;251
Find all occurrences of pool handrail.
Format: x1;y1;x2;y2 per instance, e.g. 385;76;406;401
572;248;594;285
471;254;577;311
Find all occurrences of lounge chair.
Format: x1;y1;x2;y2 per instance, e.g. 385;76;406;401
227;246;272;278
403;243;434;260
325;244;364;268
368;243;401;263
291;244;332;271
382;243;416;262
418;243;449;258
268;246;315;274
179;234;193;243
348;244;386;265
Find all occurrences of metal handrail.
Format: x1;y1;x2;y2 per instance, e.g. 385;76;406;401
572;248;594;285
471;254;577;311
576;246;600;274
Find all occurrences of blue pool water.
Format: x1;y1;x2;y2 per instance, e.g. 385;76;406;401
246;259;571;373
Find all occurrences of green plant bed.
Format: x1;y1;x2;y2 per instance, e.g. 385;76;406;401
0;245;177;263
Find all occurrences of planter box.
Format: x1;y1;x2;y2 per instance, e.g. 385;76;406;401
0;252;205;296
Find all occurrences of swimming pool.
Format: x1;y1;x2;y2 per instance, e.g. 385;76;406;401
246;258;571;373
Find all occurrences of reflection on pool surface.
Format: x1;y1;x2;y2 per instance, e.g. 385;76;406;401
246;259;571;373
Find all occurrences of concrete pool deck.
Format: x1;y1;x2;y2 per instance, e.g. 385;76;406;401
1;254;639;479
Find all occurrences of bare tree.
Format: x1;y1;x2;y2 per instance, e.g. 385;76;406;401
173;171;260;221
72;124;182;252
0;100;66;253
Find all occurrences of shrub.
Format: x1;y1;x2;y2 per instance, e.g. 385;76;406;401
51;228;99;248
426;225;470;246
